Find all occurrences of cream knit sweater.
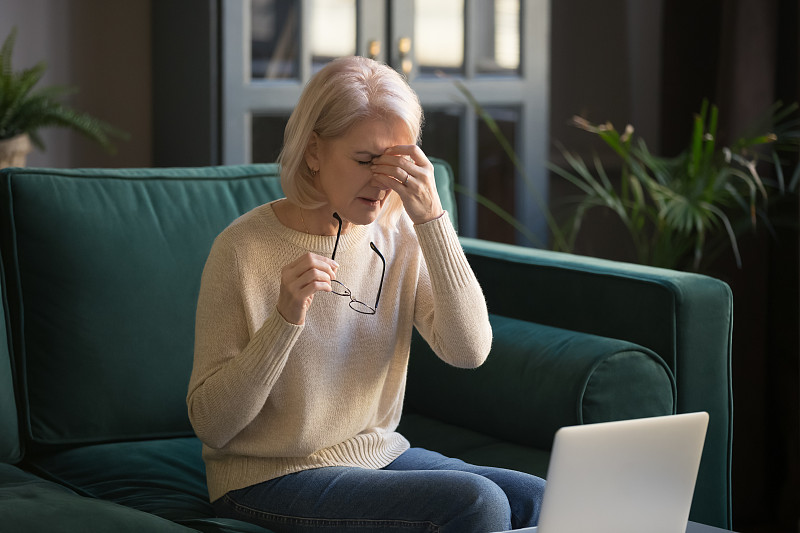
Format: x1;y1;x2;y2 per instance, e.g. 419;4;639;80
187;201;492;502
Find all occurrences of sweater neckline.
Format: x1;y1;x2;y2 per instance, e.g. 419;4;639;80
261;200;371;255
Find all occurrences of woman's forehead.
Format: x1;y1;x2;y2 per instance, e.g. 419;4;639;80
338;117;415;150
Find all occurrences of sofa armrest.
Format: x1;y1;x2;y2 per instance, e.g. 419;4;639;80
406;315;675;450
458;237;733;528
0;246;22;465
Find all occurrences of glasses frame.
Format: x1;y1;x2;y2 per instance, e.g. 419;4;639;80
330;213;385;315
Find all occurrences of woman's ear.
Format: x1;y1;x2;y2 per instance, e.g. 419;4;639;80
304;131;321;173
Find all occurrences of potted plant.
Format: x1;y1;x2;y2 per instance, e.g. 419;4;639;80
549;101;800;271
0;26;126;168
455;77;799;272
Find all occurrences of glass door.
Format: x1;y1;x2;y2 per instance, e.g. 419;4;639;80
222;0;387;164
391;0;549;244
222;0;550;245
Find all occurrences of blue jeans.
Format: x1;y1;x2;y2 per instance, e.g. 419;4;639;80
212;447;544;533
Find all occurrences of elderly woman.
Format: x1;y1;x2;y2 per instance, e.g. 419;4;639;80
187;55;544;533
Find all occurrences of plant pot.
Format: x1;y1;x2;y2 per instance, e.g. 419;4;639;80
0;133;32;168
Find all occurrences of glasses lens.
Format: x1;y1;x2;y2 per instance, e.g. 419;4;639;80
349;300;376;314
331;280;350;296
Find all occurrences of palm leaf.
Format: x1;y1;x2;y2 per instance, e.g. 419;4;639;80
789;160;800;191
0;26;17;77
453;183;542;247
703;202;742;268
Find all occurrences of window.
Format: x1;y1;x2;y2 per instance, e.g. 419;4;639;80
222;0;550;245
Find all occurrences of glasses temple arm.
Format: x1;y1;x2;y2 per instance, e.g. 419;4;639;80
370;241;385;310
331;212;343;260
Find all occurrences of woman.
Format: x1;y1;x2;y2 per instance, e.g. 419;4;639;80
187;55;544;533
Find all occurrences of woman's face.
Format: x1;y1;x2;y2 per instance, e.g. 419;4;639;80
306;116;415;226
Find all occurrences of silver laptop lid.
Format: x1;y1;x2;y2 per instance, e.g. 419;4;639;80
536;412;709;533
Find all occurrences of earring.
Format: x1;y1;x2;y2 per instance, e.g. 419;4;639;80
310;168;318;177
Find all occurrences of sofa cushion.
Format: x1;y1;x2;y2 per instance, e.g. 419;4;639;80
397;413;553;477
0;462;193;532
405;314;676;450
25;437;272;533
0;161;456;449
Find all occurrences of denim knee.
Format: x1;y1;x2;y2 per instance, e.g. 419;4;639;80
441;474;512;533
507;472;545;527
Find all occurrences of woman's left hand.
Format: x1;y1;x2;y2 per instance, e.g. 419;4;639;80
371;145;444;225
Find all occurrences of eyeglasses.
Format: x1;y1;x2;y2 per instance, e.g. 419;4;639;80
330;213;385;315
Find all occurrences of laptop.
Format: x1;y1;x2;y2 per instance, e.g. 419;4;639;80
497;412;709;533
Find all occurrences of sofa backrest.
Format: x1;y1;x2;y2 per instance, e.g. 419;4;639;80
0;161;457;451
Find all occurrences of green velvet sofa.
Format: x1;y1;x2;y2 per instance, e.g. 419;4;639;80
0;162;732;532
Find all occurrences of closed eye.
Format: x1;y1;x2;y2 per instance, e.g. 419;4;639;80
354;152;380;165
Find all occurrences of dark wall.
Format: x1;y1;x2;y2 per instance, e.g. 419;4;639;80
152;0;220;167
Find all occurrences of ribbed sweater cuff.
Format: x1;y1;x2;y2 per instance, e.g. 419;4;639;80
414;212;474;290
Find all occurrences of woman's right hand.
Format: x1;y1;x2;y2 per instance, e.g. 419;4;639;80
276;252;339;325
